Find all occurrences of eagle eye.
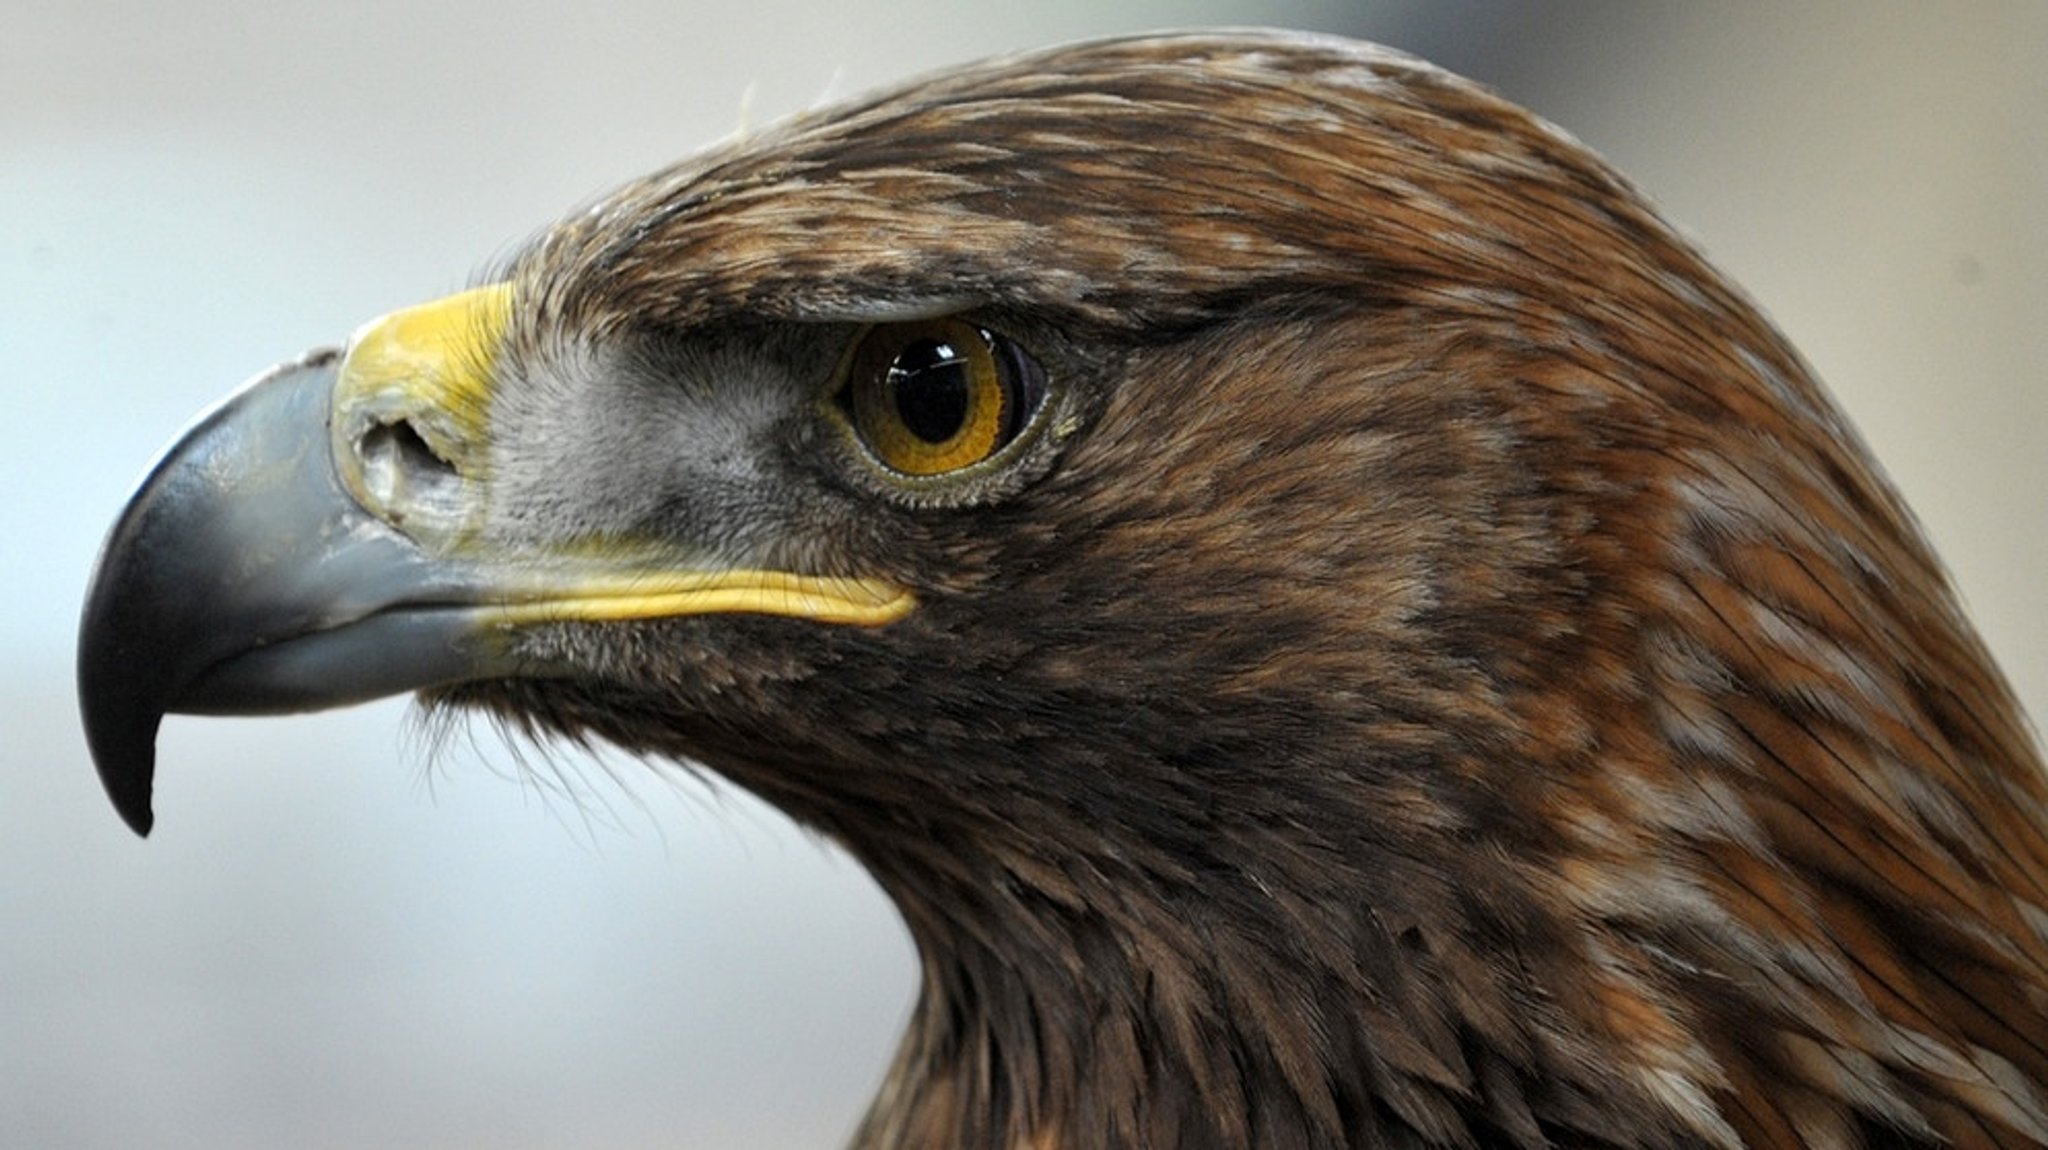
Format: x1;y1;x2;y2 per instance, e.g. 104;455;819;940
838;319;1046;477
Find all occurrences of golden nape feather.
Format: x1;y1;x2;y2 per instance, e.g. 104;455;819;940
79;30;2048;1150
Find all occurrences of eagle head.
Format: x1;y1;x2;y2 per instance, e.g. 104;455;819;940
78;30;2048;1150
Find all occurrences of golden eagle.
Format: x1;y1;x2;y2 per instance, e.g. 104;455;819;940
79;31;2048;1150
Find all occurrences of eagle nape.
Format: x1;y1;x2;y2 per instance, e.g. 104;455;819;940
77;29;2048;1150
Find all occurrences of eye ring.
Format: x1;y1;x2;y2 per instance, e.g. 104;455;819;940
836;319;1047;478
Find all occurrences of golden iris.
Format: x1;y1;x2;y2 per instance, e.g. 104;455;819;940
842;319;1040;477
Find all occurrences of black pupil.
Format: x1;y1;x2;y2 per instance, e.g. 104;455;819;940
888;338;974;444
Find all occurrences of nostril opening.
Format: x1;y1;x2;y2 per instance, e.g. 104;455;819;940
357;418;465;522
362;417;449;469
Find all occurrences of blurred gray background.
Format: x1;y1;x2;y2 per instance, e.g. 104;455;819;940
5;2;2042;1147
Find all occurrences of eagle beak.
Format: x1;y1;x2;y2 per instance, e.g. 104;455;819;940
76;349;519;837
79;288;912;837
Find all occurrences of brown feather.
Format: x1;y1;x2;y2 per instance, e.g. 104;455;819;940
441;30;2048;1149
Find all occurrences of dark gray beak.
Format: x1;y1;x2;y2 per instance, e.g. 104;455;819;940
77;352;511;836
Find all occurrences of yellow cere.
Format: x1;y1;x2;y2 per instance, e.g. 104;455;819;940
327;285;916;629
485;569;918;628
337;284;514;437
331;284;516;516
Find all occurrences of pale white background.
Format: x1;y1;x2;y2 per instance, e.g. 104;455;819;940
5;2;2042;1147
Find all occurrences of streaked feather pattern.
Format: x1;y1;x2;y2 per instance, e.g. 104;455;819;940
407;31;2048;1148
